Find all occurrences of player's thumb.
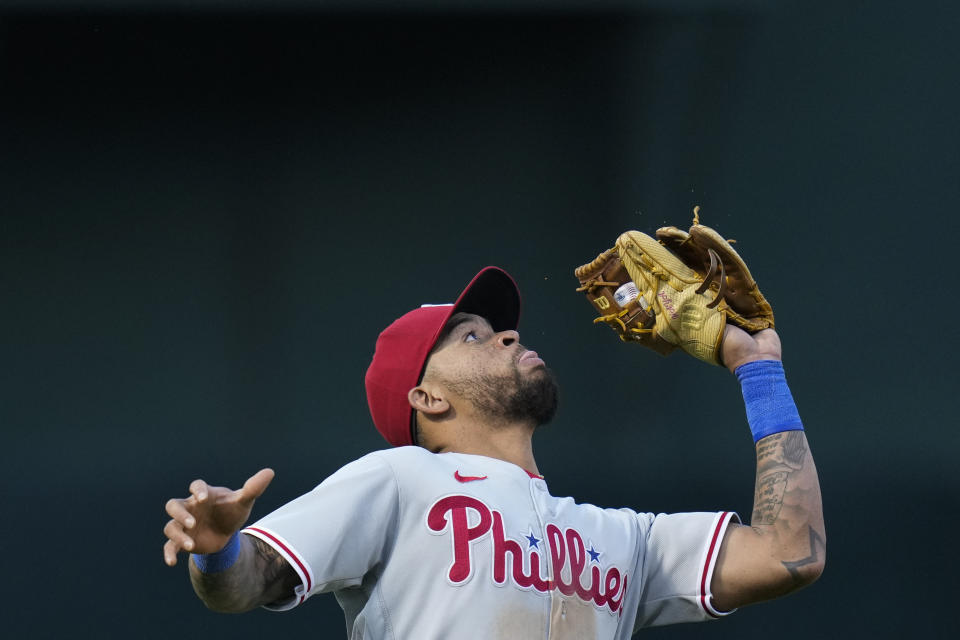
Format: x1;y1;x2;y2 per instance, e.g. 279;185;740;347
239;467;275;503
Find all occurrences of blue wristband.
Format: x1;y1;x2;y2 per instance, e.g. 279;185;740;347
735;360;804;443
191;531;241;574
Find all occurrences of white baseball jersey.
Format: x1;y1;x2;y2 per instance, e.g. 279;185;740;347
242;447;738;639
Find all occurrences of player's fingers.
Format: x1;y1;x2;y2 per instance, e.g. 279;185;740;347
164;519;195;553
189;479;210;502
239;468;275;503
165;498;197;529
163;538;183;566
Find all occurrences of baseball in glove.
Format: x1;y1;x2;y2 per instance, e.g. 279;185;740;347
574;207;774;365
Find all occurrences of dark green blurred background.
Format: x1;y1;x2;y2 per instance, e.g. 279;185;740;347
2;1;956;638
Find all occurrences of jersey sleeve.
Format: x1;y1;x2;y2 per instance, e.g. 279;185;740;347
632;510;739;630
241;452;399;611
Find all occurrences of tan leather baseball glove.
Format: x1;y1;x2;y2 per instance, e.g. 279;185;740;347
574;208;775;365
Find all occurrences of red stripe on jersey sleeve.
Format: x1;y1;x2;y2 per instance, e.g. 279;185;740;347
245;526;313;594
698;511;730;618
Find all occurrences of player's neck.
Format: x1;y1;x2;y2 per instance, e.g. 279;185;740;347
438;420;539;476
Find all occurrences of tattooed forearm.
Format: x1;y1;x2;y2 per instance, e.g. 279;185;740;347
748;431;826;587
189;534;300;612
752;470;788;524
782;431;807;467
751;431;808;526
755;432;783;461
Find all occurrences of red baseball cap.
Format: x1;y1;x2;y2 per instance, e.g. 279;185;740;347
364;267;521;447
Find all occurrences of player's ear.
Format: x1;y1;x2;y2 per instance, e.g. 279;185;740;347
408;385;449;416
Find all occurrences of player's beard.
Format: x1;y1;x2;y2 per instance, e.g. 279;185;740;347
444;365;559;429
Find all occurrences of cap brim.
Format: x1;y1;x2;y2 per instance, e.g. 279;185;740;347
451;266;521;333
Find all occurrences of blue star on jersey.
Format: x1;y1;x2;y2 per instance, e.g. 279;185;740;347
526;530;541;549
587;545;601;563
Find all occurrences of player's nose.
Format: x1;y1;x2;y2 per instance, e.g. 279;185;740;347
495;330;519;348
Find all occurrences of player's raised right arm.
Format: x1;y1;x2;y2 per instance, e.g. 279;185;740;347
163;468;300;612
708;327;826;611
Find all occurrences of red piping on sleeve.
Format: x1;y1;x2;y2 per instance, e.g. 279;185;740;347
245;526;313;596
698;511;730;618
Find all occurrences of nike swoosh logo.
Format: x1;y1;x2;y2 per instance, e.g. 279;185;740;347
454;470;488;483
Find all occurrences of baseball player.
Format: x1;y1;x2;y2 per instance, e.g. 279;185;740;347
163;223;825;638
